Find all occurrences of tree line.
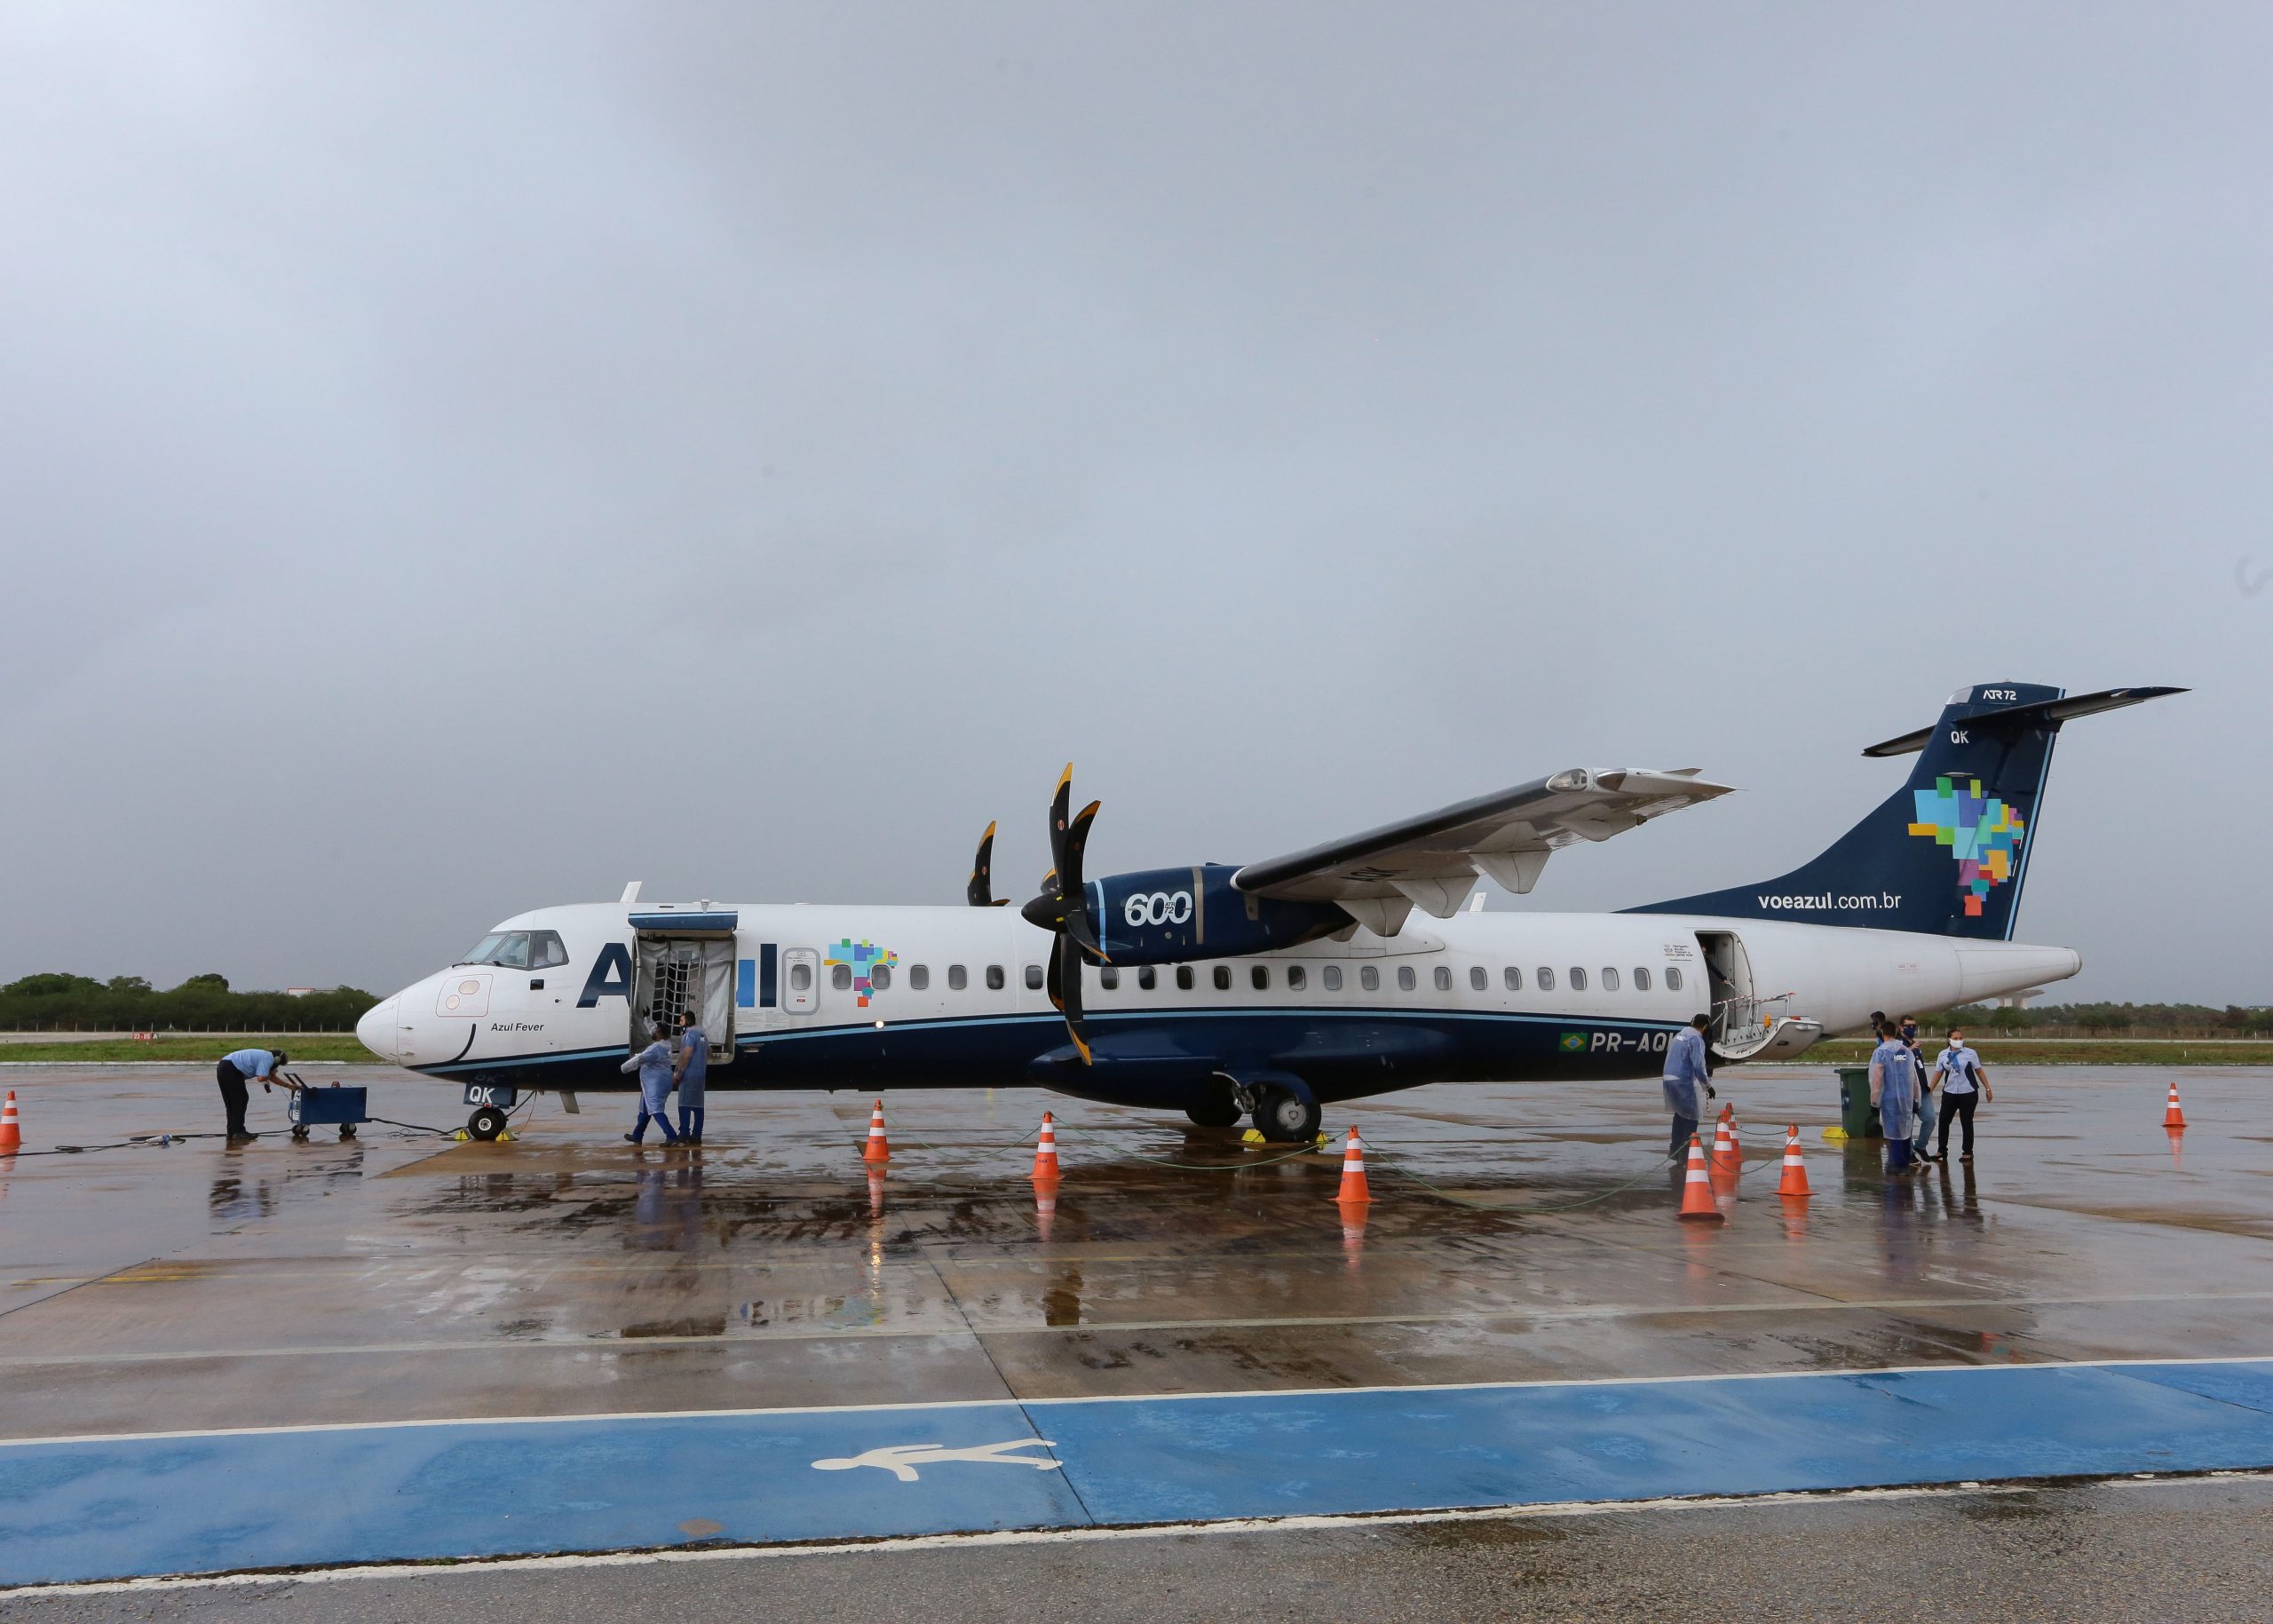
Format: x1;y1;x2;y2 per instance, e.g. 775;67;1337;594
0;973;378;1033
1895;1002;2272;1037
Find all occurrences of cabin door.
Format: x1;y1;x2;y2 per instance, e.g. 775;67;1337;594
631;934;736;1060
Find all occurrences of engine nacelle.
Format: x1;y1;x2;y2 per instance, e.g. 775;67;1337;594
1089;864;1348;964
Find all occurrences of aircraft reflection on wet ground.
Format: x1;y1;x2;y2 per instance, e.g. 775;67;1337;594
1;1065;2269;1585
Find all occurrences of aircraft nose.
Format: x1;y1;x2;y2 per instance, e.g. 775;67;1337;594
356;995;401;1062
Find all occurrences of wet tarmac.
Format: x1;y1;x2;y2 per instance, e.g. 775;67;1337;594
1;1064;2269;1586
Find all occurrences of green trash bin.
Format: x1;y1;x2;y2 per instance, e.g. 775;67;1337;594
1837;1066;1881;1138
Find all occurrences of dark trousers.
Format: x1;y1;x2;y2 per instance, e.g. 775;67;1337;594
1669;1113;1698;1158
1938;1091;1979;1157
215;1061;249;1136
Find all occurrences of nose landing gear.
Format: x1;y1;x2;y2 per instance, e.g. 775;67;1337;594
467;1105;509;1142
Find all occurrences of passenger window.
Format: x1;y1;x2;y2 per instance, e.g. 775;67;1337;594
1024;964;1043;991
528;931;570;970
1602;968;1619;991
1360;965;1380;992
1287;964;1306;991
1537;967;1555;991
1469;965;1487;993
831;964;852;991
1176;965;1195;990
790;962;812;992
1213;965;1232;990
1251;964;1270;990
1323;964;1342;991
1398;965;1417;992
986;964;1006;991
1433;965;1452;992
1666;967;1683;992
1138;966;1157;990
1634;967;1651;992
1101;966;1120;990
870;963;892;991
1570;967;1587;991
1503;966;1522;991
947;963;967;991
908;964;928;991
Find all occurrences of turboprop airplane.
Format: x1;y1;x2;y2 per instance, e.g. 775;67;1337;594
357;683;2179;1142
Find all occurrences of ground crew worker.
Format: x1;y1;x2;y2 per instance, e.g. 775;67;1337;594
1933;1027;1992;1161
214;1047;289;1144
1660;1013;1715;1157
1901;1014;1938;1162
1869;1024;1919;1175
620;1021;680;1145
674;1010;709;1145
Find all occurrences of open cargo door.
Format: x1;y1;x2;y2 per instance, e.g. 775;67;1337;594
628;907;737;1066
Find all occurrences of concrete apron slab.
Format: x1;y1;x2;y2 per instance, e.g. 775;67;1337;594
4;1358;2272;1586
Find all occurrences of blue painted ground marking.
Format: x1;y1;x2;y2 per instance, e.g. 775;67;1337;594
4;1359;2271;1587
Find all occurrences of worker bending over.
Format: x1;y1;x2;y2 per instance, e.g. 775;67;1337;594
215;1047;289;1145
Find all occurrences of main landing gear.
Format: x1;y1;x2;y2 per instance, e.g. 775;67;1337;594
1250;1085;1322;1145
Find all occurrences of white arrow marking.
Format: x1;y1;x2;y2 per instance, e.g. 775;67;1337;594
811;1439;1063;1483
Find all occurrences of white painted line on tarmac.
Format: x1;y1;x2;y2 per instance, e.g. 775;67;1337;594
1;1287;2269;1370
4;1470;2269;1603
0;1351;2268;1449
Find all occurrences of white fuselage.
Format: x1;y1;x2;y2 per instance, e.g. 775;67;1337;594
360;902;2078;1106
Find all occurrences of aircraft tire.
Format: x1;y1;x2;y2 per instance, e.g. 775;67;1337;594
1251;1085;1320;1145
467;1105;508;1142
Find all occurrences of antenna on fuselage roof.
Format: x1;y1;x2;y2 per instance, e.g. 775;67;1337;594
620;882;643;904
1468;891;1485;913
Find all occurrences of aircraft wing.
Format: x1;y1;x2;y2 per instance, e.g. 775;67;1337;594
1231;768;1734;932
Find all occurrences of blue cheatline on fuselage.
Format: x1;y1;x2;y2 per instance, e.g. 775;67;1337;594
422;1006;1687;1111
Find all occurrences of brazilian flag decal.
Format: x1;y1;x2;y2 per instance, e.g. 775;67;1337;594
1558;1032;1588;1052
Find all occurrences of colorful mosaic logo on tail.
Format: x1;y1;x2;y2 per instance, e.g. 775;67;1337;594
825;939;899;1008
1907;777;2026;918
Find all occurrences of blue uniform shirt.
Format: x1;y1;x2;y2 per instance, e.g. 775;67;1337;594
1936;1044;1984;1095
679;1026;709;1089
223;1049;276;1079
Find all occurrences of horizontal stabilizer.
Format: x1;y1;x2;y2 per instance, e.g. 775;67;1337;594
1861;685;2186;757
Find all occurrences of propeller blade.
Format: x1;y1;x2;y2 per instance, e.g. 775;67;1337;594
968;820;1004;907
1046;937;1092;1065
1047;763;1073;883
1026;764;1099;1065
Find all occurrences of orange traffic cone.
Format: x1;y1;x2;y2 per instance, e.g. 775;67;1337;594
861;1099;891;1164
1032;1112;1061;1184
2162;1081;2186;1129
1677;1135;1723;1222
0;1090;19;1153
1777;1123;1812;1198
1334;1128;1372;1204
1708;1109;1738;1184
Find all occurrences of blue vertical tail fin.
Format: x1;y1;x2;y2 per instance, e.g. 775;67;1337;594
1627;685;2182;939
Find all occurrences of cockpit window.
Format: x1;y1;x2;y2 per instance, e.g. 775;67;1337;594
459;932;533;969
528;931;569;970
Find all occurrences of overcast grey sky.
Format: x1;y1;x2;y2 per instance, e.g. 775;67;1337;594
1;3;2265;1004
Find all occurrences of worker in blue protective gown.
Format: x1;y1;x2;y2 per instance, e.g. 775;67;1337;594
1870;1024;1919;1175
620;1021;679;1145
1659;1013;1715;1158
674;1010;709;1145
